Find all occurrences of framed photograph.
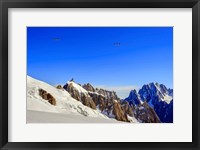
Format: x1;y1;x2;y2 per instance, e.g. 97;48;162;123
0;0;199;149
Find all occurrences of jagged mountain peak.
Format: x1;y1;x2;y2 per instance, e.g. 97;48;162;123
139;82;172;103
82;83;95;92
124;82;173;123
130;89;137;93
125;89;141;106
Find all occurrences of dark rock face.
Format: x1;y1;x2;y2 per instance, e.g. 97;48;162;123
138;83;171;103
125;89;141;106
64;83;81;101
123;83;173;123
56;85;64;90
38;88;56;105
96;88;120;101
88;92;106;111
86;87;131;122
82;83;95;92
87;91;115;116
121;101;134;117
153;100;173;123
113;101;129;122
83;83;131;122
81;93;96;110
134;101;160;123
63;82;96;110
138;83;173;123
168;89;173;97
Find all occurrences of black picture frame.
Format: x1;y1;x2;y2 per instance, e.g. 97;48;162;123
0;0;199;149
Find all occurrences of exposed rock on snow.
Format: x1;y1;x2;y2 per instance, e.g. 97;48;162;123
38;88;56;105
56;85;64;90
113;101;129;122
81;93;96;110
82;83;95;92
63;82;96;110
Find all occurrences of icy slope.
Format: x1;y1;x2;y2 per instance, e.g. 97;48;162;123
27;110;121;123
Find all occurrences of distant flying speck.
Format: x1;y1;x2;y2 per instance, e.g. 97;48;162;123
113;42;121;47
52;38;61;41
113;42;129;47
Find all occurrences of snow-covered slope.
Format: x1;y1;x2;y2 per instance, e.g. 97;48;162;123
27;110;121;123
27;76;119;123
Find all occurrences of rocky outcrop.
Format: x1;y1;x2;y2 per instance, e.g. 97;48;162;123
88;92;106;111
82;83;95;92
63;82;96;110
83;83;131;122
83;84;115;113
95;88;120;112
134;101;160;123
56;85;64;90
121;101;134;117
38;88;56;105
64;83;81;101
81;93;96;110
125;89;141;106
113;101;129;122
63;80;172;123
95;88;120;101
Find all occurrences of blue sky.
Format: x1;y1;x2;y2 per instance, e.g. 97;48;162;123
27;27;173;98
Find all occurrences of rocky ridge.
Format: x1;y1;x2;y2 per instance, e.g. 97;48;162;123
61;80;168;123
